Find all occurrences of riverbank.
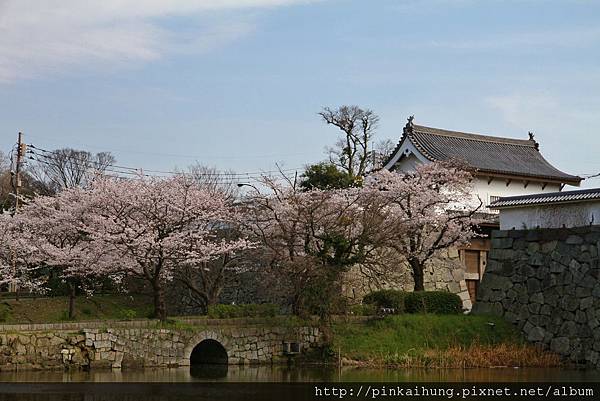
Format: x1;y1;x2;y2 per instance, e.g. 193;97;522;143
331;314;561;368
0;296;564;370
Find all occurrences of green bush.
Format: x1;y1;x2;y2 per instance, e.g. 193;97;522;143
363;290;407;314
207;303;279;319
404;291;463;314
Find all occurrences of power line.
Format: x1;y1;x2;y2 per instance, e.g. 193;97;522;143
23;134;316;161
28;144;302;178
27;150;299;186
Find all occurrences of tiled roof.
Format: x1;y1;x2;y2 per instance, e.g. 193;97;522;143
489;188;600;208
386;120;582;185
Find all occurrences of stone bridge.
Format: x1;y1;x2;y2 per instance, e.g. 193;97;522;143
0;318;322;371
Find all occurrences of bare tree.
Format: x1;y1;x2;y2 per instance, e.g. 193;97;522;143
0;151;48;211
319;105;380;178
31;148;115;193
186;163;239;201
372;139;396;170
0;151;8;172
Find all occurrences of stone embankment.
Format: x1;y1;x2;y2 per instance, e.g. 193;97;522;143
473;226;600;367
0;318;322;371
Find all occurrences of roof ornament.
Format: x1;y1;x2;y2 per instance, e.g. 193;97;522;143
528;131;539;150
404;115;415;134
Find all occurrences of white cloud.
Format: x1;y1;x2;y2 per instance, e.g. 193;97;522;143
485;93;560;130
0;0;315;83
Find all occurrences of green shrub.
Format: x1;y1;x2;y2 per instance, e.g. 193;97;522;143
363;290;407;314
404;291;462;314
207;303;279;319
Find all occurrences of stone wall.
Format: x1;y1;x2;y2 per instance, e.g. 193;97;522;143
0;319;322;371
343;248;473;310
166;268;292;316
472;226;600;367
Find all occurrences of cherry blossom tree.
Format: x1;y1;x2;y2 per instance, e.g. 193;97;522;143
77;175;253;321
169;164;247;313
3;175;252;321
0;187;121;317
0;213;47;295
364;161;483;291
241;176;395;318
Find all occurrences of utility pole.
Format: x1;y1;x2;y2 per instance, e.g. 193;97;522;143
13;132;25;213
11;132;25;297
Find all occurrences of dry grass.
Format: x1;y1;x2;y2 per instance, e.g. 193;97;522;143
368;343;561;369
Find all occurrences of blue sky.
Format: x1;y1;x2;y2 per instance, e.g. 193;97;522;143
1;0;599;187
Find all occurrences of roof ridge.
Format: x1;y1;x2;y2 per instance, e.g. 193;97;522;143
495;187;600;202
412;124;535;147
490;187;600;208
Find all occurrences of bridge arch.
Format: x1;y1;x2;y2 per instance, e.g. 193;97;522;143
183;331;231;366
190;339;228;365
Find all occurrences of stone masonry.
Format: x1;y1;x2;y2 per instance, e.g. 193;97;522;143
344;248;473;310
0;319;322;371
473;226;600;367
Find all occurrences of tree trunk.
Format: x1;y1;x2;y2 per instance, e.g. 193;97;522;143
152;279;167;321
409;258;425;292
68;282;76;319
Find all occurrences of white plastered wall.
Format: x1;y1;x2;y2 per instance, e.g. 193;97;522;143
499;202;600;230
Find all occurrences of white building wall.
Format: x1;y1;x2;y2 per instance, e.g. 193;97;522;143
472;178;561;211
386;139;565;213
393;153;423;172
499;202;600;230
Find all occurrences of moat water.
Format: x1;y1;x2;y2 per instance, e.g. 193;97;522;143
0;365;598;382
0;366;597;400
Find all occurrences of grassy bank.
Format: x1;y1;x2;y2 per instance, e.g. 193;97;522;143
332;314;561;368
0;295;153;323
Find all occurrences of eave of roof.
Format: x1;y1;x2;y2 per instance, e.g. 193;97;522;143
489;188;600;209
384;120;582;186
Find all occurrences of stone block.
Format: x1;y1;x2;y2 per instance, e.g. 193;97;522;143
550;337;570;355
492;237;513;249
566;235;584;245
527;326;545;342
530;293;544;304
576;287;592;298
527;242;540;254
541;241;558;253
526;278;541;293
493;230;509;238
528;253;544;266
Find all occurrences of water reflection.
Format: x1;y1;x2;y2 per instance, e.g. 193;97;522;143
190;364;229;380
0;366;597;382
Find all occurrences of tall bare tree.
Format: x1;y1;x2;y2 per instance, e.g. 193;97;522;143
31;148;115;193
186;163;239;201
319;105;380;178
